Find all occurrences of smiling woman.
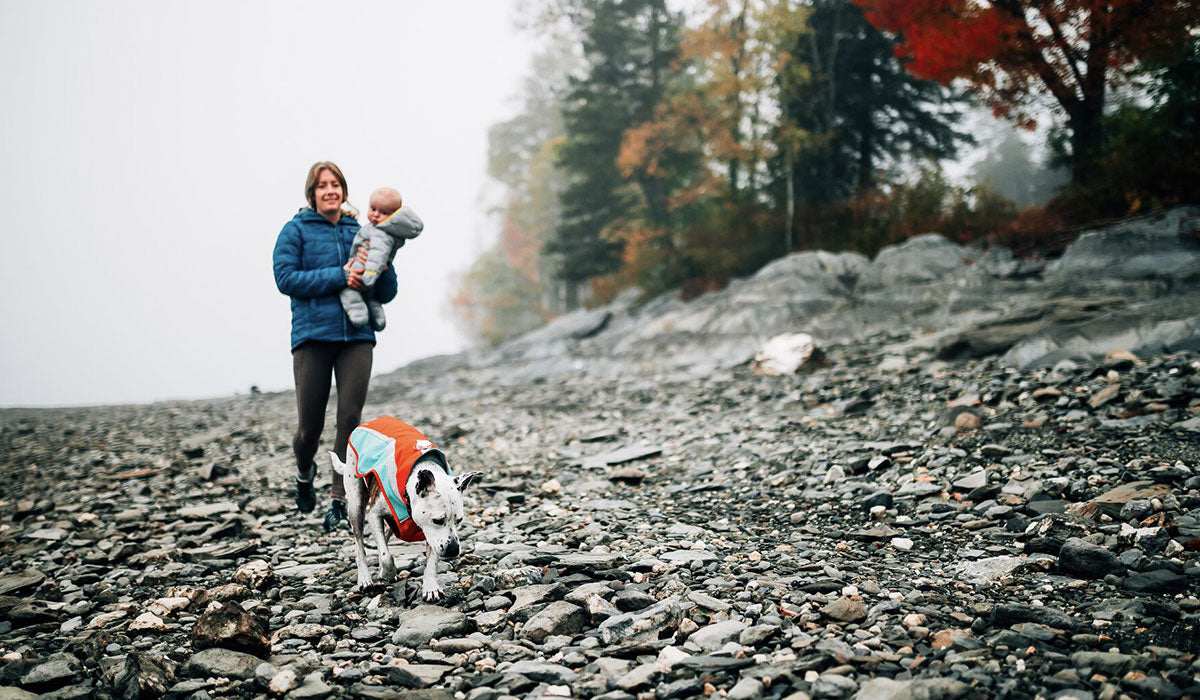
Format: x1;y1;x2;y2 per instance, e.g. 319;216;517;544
272;161;398;533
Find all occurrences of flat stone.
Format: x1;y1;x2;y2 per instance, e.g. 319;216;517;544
504;660;576;685
855;677;971;700
581;445;663;468
1071;481;1171;520
952;471;988;491
0;571;44;596
19;658;78;690
521;601;586;643
1069;651;1135;676
598;596;683;645
178;502;239;518
185;648;261;680
689;620;747;652
660;550;718;563
951;555;1053;584
811;673;858;698
392;606;469;647
822;597;867;623
1123;570;1188;594
191;606;270;656
896;482;942;498
1058;538;1125;579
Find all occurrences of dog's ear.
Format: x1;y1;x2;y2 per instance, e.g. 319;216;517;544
416;467;437;498
455;471;482;493
328;451;345;473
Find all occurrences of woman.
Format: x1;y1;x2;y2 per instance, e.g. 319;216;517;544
273;161;399;532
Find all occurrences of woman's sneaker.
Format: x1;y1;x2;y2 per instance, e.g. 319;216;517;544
323;498;350;533
295;465;317;513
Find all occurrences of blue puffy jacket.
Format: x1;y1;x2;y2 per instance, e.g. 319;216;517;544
273;208;399;350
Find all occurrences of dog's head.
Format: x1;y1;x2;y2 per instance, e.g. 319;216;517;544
406;458;481;559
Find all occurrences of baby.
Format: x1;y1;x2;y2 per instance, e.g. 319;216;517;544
340;187;424;330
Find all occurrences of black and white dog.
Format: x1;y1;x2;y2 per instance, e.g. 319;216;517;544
330;417;479;600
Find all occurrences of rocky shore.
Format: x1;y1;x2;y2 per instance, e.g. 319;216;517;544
1;208;1199;699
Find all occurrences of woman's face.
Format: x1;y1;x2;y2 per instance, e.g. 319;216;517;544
313;168;344;217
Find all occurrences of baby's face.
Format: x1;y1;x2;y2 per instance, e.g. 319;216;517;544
367;196;400;225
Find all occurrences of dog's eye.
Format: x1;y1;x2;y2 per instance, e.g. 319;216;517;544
432;517;445;526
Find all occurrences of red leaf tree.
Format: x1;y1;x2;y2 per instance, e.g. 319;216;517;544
852;0;1199;185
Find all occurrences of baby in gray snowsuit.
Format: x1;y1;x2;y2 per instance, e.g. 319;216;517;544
342;187;423;330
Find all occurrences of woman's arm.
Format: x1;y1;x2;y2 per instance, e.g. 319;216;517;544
273;222;347;299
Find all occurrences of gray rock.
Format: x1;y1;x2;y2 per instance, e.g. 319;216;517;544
288;672;333;700
521;601;586;643
1045;206;1200;282
504;660;576;685
1058;538;1125;579
598;596;683;645
392;606;469;647
811;673;858;698
191;606;270;656
111;652;176;700
822;597;867;623
689;620;747;652
1122;569;1187;594
727;677;765;700
952;555;1052;584
1069;651;1136;676
0;571;44;596
18;657;78;690
854;677;971;700
184;648;261;680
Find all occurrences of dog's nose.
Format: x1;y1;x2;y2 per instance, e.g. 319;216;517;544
443;539;460;559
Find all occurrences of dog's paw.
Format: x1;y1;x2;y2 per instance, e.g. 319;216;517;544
379;558;398;582
421;583;443;602
357;571;374;590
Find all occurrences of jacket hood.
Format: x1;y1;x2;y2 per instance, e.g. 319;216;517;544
374;207;425;239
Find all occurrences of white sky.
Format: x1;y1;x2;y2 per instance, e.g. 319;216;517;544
0;1;535;407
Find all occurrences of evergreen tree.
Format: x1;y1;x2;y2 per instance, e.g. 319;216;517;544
549;0;683;301
783;0;970;208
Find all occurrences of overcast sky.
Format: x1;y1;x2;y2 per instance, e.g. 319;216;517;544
0;1;535;407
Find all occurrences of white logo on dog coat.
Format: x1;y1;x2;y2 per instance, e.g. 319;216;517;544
414;439;433;453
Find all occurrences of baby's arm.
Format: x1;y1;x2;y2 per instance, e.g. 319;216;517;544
360;227;397;288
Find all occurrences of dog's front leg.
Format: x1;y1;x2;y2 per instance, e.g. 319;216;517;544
368;505;397;582
422;542;442;601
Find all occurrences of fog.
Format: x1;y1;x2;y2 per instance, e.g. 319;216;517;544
0;1;533;407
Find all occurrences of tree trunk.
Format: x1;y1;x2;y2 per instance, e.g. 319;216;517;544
1069;106;1103;186
856;127;874;192
785;139;795;253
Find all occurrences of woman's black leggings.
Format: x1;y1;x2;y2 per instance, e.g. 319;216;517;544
292;340;373;499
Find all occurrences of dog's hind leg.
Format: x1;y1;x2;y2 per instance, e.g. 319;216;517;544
368;504;397;582
337;454;373;589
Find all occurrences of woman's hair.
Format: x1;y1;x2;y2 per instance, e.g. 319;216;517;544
304;161;357;217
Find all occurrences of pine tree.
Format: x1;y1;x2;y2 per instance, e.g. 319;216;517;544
784;0;970;207
549;0;683;302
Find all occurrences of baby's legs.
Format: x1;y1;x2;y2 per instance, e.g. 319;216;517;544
368;299;387;331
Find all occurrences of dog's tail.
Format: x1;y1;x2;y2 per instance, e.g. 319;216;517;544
329;451;347;477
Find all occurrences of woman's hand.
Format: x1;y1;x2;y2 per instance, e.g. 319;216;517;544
344;243;370;290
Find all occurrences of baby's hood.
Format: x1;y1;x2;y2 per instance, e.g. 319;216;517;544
375;207;424;240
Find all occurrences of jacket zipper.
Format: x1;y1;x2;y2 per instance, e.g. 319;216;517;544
333;221;349;341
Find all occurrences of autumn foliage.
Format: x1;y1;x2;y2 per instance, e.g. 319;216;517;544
853;0;1200;182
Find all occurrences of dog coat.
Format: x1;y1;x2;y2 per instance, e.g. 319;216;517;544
346;416;450;542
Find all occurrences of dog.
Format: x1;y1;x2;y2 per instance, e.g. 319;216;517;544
329;416;480;600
